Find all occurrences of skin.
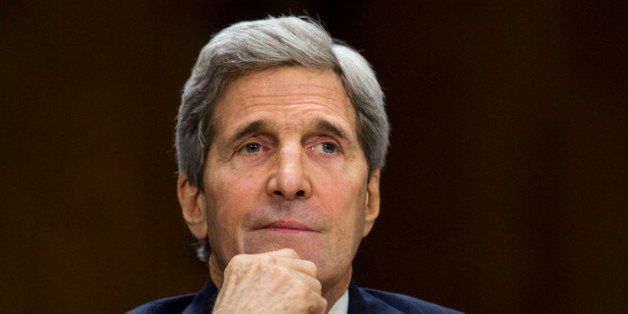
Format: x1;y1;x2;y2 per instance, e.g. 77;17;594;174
178;66;381;313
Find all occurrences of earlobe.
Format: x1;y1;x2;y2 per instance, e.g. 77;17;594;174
177;173;208;239
362;169;381;237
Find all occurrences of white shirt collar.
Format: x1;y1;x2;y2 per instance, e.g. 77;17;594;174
327;290;349;314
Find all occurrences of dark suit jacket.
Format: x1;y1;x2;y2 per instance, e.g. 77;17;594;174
127;279;462;314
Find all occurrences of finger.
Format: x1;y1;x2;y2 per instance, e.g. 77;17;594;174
310;296;327;314
274;256;318;278
266;248;300;259
295;270;323;294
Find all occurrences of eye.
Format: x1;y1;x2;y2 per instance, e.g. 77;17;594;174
240;143;261;154
315;142;338;154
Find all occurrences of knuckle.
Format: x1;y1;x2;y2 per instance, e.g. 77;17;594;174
269;264;289;278
277;247;298;258
312;278;322;292
228;254;247;269
319;298;328;310
258;253;277;265
288;284;310;299
303;260;317;274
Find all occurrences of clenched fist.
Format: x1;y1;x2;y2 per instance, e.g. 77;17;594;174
212;249;328;313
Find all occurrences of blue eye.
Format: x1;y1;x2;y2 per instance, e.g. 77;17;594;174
242;143;261;153
316;142;337;154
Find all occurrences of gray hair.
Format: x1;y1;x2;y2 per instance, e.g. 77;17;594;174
175;16;390;262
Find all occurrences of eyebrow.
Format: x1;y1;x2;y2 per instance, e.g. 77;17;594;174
228;120;271;145
312;119;350;141
225;118;351;145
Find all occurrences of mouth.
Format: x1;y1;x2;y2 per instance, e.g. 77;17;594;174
262;220;315;234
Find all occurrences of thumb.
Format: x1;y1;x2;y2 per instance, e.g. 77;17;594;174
267;248;301;259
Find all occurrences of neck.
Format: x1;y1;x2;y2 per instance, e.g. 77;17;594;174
322;267;352;312
208;255;225;289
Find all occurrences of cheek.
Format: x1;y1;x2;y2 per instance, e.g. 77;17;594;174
208;176;251;219
323;177;367;228
205;167;266;229
204;174;262;263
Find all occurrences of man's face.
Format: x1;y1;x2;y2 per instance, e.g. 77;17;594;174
196;66;380;291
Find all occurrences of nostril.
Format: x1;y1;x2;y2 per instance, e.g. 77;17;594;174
296;190;305;197
274;191;283;196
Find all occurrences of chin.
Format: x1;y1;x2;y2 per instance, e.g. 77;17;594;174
244;230;325;255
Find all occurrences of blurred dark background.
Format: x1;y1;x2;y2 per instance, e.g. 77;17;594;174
1;1;626;313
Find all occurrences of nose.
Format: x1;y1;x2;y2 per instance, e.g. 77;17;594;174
266;143;311;200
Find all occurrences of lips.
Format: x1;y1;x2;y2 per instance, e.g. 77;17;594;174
263;220;314;232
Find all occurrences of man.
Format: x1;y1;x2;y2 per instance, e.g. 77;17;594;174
129;16;462;313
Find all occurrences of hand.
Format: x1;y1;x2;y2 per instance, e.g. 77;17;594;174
212;248;327;314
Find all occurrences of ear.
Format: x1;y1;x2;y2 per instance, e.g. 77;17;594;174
362;169;381;237
177;173;208;240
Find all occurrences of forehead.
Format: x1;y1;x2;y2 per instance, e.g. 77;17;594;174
212;66;356;136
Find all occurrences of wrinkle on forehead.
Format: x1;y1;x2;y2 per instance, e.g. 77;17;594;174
230;83;350;115
213;66;356;140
